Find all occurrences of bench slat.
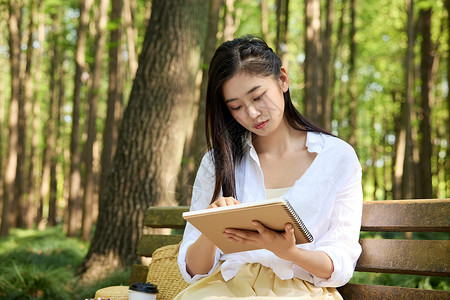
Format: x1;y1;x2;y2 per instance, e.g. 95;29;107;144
136;234;184;257
361;199;450;232
338;283;450;300
356;239;450;276
144;206;189;228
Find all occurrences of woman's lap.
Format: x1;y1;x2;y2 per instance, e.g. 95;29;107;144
174;263;342;299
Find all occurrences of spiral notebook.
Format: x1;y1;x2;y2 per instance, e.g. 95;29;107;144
182;198;313;254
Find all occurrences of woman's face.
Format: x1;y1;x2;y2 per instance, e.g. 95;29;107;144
222;69;289;137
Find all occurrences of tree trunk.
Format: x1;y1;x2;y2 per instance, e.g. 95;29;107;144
0;75;4;226
49;34;66;227
394;95;407;200
123;0;138;78
40;13;59;227
347;0;357;147
17;0;37;228
400;0;415;199
446;0;450;197
24;0;42;229
321;0;333;132
79;0;208;281
28;0;45;228
418;8;433;198
331;0;346;135
275;0;289;65
1;0;22;236
100;0;124;199
67;0;93;237
81;0;109;242
304;0;321;125
176;0;222;206
223;0;236;42
260;0;269;41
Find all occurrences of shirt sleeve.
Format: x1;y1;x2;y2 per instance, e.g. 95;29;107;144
311;161;363;287
177;151;222;284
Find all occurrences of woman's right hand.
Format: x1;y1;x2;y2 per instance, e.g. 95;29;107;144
186;196;240;276
208;196;241;208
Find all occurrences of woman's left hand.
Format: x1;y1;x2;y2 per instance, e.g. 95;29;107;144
223;221;298;260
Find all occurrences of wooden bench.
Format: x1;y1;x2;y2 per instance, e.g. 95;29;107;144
131;199;450;299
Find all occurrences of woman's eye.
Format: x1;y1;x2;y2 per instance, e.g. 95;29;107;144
231;106;242;111
254;93;264;101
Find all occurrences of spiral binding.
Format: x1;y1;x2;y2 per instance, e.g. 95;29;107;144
282;198;314;242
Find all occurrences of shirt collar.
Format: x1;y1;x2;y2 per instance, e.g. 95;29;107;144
243;131;253;149
243;131;325;154
305;131;325;154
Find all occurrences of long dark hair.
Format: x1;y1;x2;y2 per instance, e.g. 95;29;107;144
205;35;329;203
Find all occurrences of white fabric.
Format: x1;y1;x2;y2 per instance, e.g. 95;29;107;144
265;187;292;199
178;131;363;288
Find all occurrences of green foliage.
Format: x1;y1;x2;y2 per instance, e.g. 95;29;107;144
350;272;450;291
0;227;130;300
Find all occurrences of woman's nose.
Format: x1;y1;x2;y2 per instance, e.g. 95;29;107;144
246;103;261;118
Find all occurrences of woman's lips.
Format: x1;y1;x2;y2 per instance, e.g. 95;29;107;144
254;120;268;129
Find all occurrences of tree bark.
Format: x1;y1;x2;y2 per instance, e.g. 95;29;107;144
260;0;269;41
28;0;45;227
331;0;346;135
123;0;138;78
23;0;42;229
99;0;124;200
275;0;289;65
67;0;93;237
321;0;333;132
79;0;208;281
1;0;22;236
81;0;110;241
40;13;59;227
445;0;450;197
16;0;37;228
0;73;4;226
223;0;236;41
371;115;378;200
304;0;321;125
399;0;415;199
176;0;222;206
347;0;357;147
418;8;433;198
49;32;66;227
394;96;407;200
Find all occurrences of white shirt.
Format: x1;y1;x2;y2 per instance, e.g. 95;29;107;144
178;132;363;288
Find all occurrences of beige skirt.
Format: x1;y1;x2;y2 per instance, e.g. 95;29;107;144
174;263;343;300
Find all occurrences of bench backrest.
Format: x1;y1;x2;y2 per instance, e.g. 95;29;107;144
137;199;450;299
339;199;450;299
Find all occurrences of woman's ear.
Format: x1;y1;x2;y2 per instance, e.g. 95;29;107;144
279;67;289;93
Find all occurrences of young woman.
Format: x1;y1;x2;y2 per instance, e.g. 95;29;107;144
175;36;363;299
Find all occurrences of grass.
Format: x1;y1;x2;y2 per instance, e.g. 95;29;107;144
349;271;449;290
0;227;448;299
0;226;130;300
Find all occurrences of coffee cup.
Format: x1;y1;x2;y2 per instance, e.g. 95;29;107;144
128;282;158;300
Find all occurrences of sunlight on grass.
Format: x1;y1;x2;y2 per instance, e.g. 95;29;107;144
0;226;130;300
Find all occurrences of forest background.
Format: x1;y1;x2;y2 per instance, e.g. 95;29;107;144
0;0;449;298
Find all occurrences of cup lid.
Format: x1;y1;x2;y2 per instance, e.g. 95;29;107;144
129;282;158;294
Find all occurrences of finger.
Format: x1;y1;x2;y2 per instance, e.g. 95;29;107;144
252;221;269;234
210;197;227;208
224;229;258;241
209;196;241;209
284;223;296;242
225;197;237;206
285;223;293;232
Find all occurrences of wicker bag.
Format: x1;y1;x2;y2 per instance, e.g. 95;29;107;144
146;243;190;300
